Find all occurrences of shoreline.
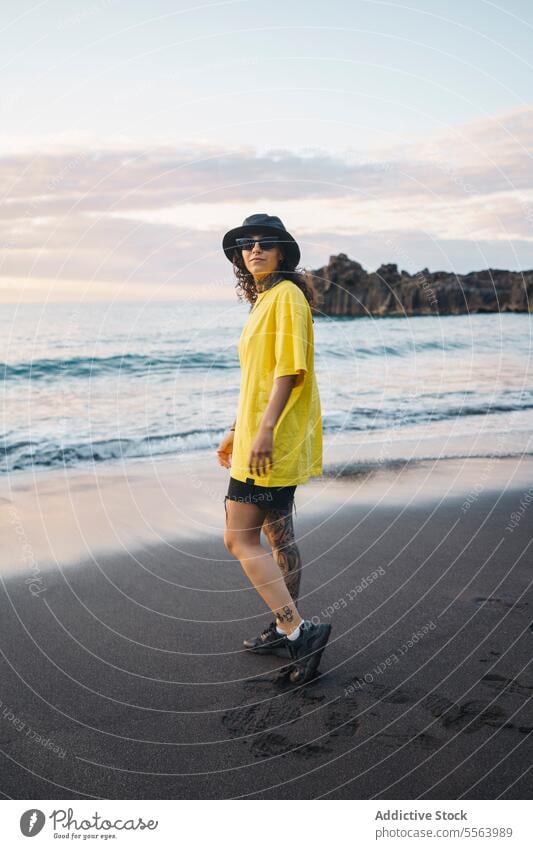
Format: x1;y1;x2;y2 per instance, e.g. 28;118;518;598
1;445;532;577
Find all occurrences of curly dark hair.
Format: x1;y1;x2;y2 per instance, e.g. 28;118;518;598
229;243;316;311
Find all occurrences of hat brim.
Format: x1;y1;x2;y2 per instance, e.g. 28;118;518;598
222;224;300;267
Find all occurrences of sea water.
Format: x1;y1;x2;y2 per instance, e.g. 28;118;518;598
1;300;531;475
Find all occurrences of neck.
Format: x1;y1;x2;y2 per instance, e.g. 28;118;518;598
255;270;284;292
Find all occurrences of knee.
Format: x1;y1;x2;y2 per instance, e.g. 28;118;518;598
223;530;238;555
224;531;250;561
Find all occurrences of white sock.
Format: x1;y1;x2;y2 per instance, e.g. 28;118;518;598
276;623;303;641
277;618;307;639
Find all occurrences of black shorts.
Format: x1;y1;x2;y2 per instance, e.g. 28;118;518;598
224;476;297;517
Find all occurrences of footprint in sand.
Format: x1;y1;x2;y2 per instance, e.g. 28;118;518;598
221;678;360;759
473;596;529;614
482;673;533;698
422;693;518;734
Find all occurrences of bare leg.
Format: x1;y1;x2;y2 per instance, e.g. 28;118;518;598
224;498;302;633
261;506;302;605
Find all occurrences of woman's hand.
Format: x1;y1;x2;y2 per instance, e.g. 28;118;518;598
248;425;274;478
216;430;234;468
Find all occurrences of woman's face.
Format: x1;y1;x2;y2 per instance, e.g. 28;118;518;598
240;232;284;283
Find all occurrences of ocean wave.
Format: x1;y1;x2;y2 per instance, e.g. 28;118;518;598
3;398;532;474
1;430;216;473
2;334;499;382
321;338;483;359
1;350;238;382
324;397;533;431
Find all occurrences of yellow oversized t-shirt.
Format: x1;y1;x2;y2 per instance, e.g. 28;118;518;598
230;279;323;486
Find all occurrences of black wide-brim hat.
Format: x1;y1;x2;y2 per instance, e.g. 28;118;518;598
222;213;300;268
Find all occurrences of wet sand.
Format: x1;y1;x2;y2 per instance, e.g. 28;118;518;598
0;455;532;798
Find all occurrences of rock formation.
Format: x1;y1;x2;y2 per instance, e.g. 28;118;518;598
307;254;532;316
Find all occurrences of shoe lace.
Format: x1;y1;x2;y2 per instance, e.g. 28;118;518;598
260;621;277;641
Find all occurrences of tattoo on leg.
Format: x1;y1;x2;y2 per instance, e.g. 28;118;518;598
262;507;302;604
276;605;294;624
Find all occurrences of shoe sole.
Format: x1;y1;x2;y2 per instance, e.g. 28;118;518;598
290;624;332;684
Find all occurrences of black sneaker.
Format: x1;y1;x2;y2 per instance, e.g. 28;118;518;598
285;620;332;684
243;621;290;657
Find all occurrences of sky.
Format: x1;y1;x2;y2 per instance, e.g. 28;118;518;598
1;0;532;301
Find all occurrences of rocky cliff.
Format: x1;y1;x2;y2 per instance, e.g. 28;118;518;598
307;254;532;316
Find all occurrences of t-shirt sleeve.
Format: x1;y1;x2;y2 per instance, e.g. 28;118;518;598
273;288;309;387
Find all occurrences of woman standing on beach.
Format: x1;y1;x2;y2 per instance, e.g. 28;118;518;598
216;213;331;684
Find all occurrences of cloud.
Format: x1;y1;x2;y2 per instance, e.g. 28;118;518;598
1;106;532;296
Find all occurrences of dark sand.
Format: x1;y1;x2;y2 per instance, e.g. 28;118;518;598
0;458;532;799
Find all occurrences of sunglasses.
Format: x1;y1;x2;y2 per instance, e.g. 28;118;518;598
235;236;281;251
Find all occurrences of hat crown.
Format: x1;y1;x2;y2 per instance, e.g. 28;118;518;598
242;213;286;233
